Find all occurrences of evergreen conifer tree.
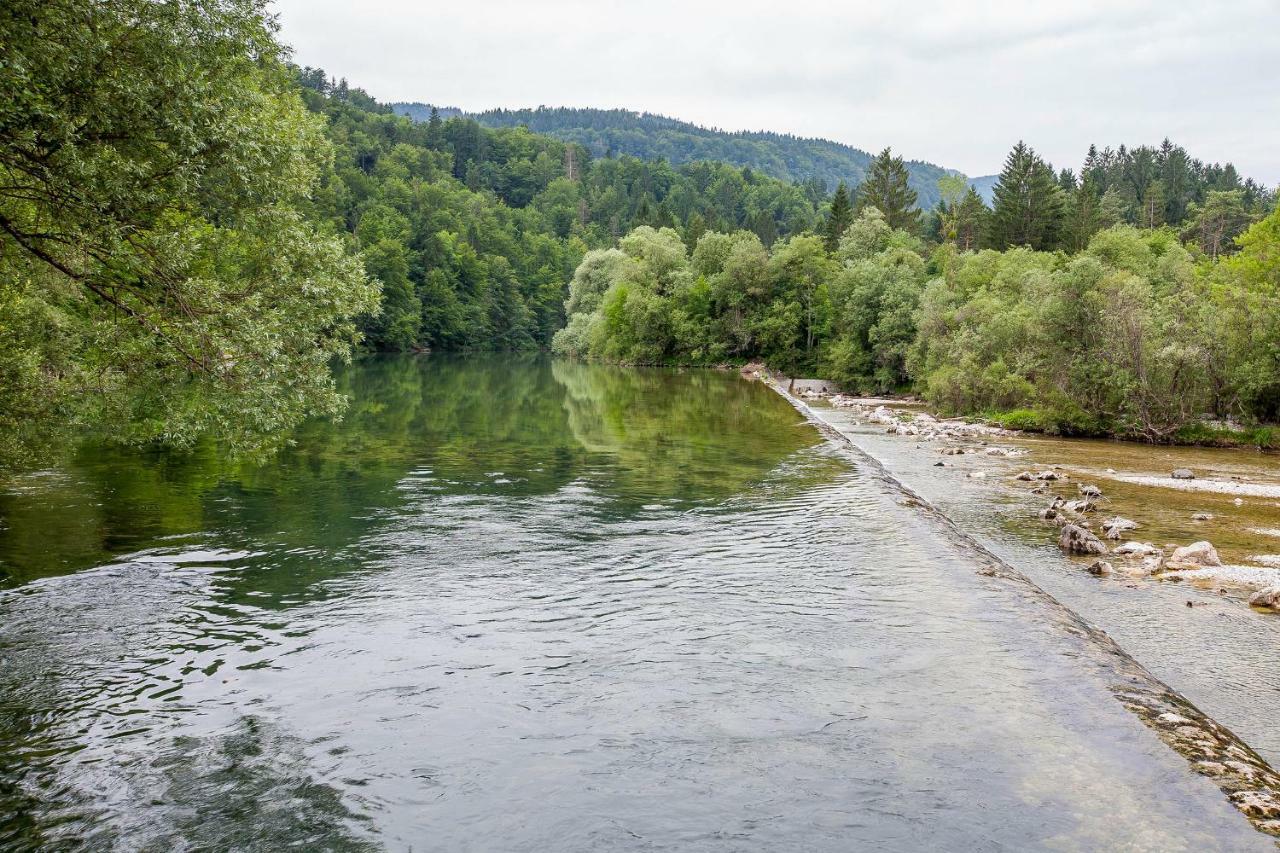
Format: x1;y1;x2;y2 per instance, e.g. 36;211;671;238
823;182;854;251
854;148;920;233
986;141;1066;250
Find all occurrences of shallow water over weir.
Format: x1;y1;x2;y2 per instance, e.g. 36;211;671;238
0;356;1270;850
807;400;1280;772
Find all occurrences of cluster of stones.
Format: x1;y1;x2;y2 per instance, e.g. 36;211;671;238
824;397;1024;443
1021;469;1280;612
788;384;1280;616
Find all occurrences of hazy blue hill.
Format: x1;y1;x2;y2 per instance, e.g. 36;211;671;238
968;174;999;204
392;102;968;209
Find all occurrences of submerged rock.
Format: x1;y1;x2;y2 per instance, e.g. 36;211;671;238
1036;471;1060;481
1230;790;1280;820
1060;524;1108;556
1171;468;1196;480
1086;560;1114;576
1192;512;1214;521
1249;587;1280;610
1102;517;1138;539
1168;541;1222;568
1113;541;1160;557
1014;471;1035;481
1079;484;1103;498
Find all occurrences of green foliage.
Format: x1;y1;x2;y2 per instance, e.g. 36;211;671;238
0;0;378;463
301;78;823;355
983;409;1046;432
913;219;1280;438
824;183;855;252
854;148;922;233
403;105;962;209
987;142;1067;250
571;203;1280;442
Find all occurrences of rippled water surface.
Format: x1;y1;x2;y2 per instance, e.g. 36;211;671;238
809;402;1280;770
0;356;1268;850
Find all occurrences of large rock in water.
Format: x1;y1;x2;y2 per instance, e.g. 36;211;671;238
1059;524;1108;556
1249;587;1280;610
1168;541;1222;567
1171;468;1196;480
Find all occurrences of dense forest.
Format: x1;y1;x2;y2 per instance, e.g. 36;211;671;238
296;74;825;353
392;103;962;210
1;0;1276;466
554;146;1280;442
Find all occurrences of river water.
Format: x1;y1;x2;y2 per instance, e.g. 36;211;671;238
0;355;1271;850
806;398;1280;768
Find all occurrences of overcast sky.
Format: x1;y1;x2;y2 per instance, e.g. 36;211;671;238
273;0;1280;184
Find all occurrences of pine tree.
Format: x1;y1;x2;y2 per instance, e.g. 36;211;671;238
1097;187;1129;228
854;148;920;233
426;106;444;149
1140;180;1166;229
683;212;708;250
823;181;854;252
953;187;989;251
1064;177;1101;252
986;141;1066;250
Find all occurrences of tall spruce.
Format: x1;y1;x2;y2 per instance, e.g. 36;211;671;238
824;182;854;251
986;141;1066;250
854;147;921;233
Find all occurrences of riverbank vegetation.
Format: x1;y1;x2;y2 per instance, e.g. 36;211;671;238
0;0;377;463
2;0;1276;463
555;148;1280;442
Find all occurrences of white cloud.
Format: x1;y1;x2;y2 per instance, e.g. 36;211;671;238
272;0;1280;183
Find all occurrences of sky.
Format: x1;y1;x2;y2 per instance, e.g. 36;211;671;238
272;0;1280;184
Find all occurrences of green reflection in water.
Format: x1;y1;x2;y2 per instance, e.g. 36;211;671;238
0;355;817;592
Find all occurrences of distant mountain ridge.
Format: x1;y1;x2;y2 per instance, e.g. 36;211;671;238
392;102;996;209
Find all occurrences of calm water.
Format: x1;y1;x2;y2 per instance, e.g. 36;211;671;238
0;356;1267;850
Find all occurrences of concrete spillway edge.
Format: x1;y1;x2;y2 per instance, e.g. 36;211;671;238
763;372;1280;841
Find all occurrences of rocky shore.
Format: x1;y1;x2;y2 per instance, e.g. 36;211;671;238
759;373;1280;839
761;373;1280;618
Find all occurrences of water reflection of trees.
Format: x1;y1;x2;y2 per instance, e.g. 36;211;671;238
552;360;817;504
0;356;817;593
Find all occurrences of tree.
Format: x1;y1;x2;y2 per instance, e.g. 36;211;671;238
1182;190;1251;259
855;148;921;233
935;176;986;252
986;142;1066;250
1097;187;1129;228
0;0;378;461
1064;177;1101;253
770;235;835;361
952;188;989;252
824;182;855;252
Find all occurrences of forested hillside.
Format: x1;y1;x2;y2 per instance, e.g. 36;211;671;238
2;0;1274;466
392;103;961;209
554;136;1279;442
298;75;825;353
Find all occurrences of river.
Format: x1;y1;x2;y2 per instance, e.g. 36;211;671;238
0;355;1273;850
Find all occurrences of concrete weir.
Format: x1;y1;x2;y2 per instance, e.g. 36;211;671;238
762;372;1280;840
